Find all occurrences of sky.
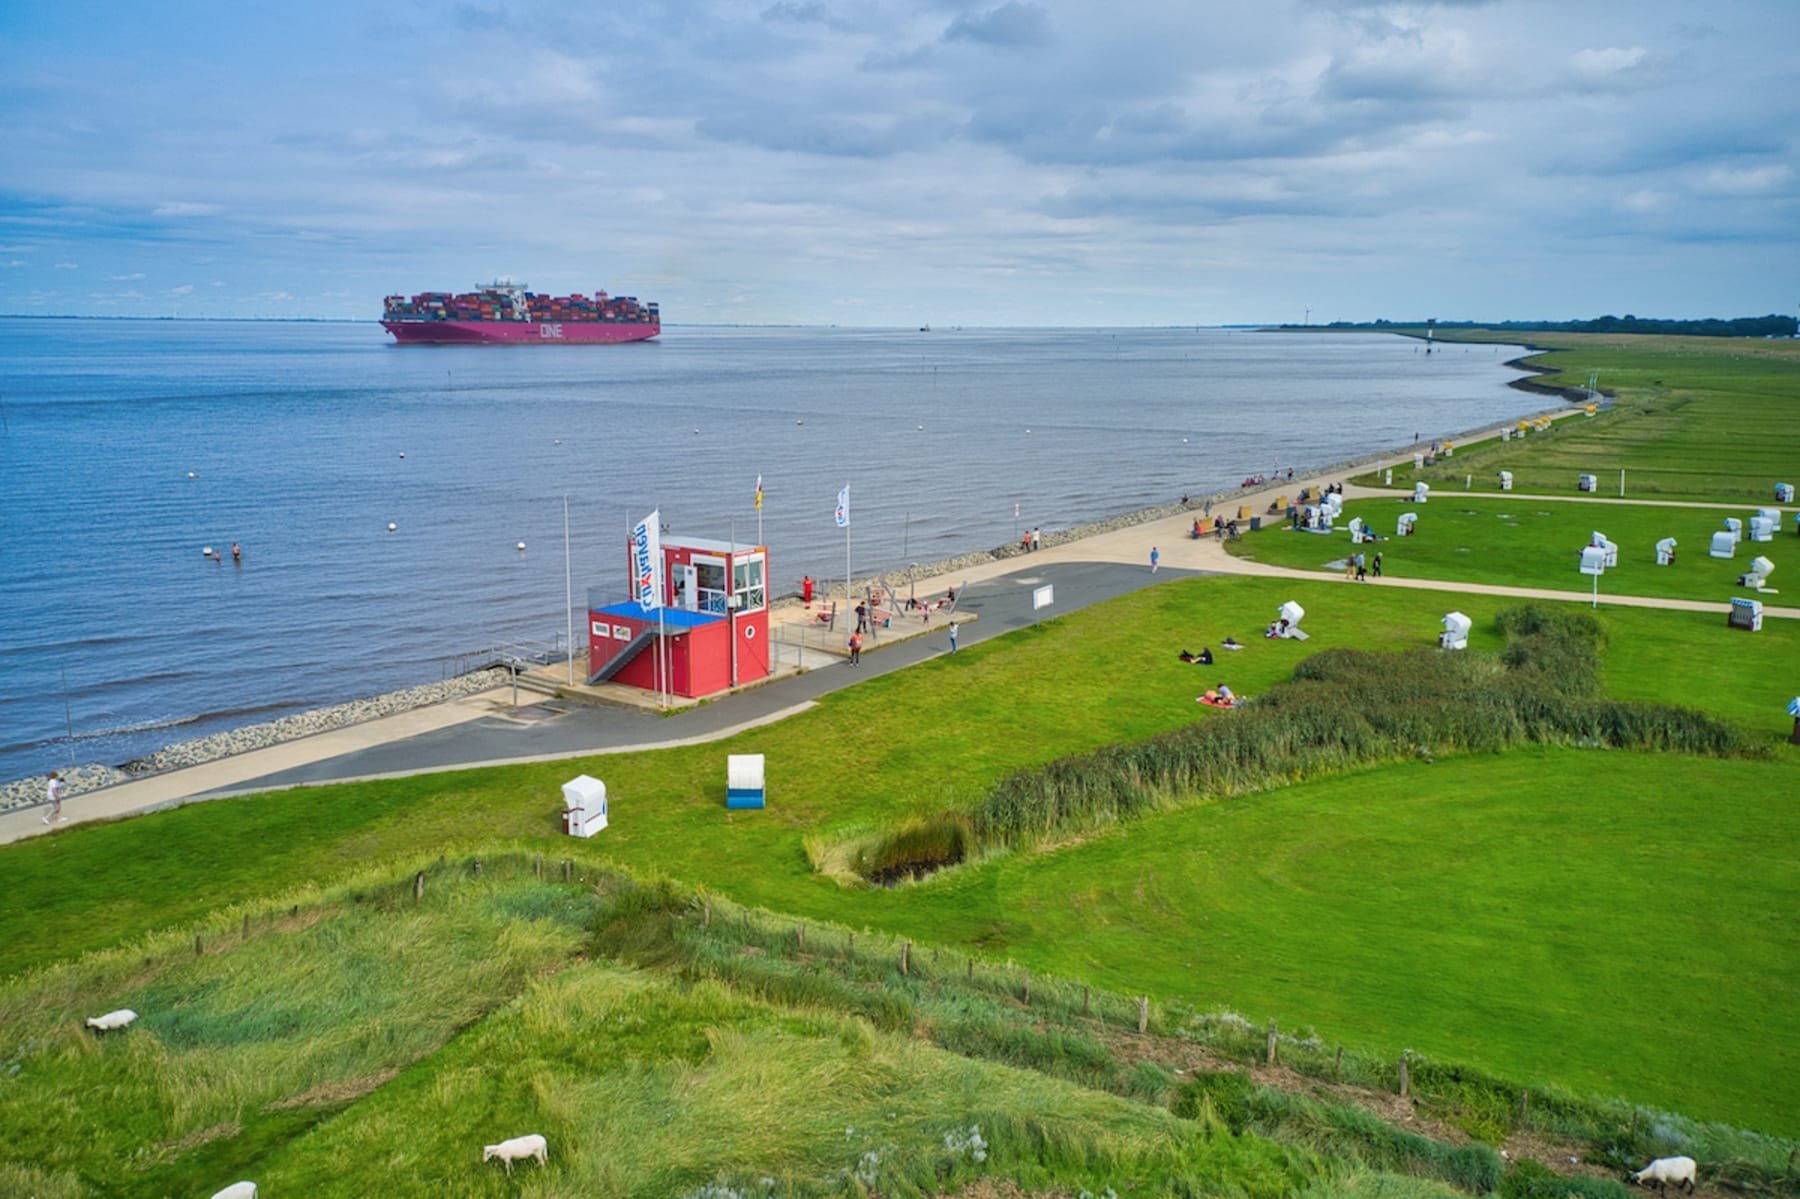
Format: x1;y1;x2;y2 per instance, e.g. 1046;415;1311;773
2;0;1796;327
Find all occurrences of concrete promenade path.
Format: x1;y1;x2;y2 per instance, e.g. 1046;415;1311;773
6;427;1792;845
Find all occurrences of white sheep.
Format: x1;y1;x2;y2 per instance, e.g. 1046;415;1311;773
209;1183;257;1199
484;1132;548;1175
84;1009;138;1032
1631;1156;1697;1195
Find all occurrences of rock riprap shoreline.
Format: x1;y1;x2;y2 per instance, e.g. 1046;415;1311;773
0;669;509;815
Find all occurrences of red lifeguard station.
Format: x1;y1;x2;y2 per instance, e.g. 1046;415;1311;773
587;531;771;699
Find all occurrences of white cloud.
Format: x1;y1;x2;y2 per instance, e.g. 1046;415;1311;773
54;262;78;269
152;202;224;217
169;283;194;295
1569;45;1646;79
1693;165;1791;196
109;273;147;281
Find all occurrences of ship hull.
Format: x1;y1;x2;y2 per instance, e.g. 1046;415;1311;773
382;319;659;345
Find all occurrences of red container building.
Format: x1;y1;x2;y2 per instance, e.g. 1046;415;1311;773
587;536;770;699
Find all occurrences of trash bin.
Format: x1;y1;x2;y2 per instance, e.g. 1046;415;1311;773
1249;515;1262;532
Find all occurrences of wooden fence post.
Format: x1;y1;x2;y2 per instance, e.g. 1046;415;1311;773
967;957;974;983
472;858;482;877
413;871;425;903
1022;969;1030;1007
243;913;251;939
1518;1090;1529;1122
847;932;854;961
562;859;572;883
901;941;910;976
703;897;711;928
534;853;543;878
1334;1046;1343;1076
1083;985;1090;1016
1398;1055;1410;1098
797;922;805;950
1138;995;1148;1035
194;933;203;958
1266;1020;1279;1065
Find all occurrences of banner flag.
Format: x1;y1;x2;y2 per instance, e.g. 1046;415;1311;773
632;509;663;612
835;484;850;528
754;475;763;511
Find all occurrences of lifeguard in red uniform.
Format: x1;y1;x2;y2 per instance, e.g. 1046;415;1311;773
802;574;814;606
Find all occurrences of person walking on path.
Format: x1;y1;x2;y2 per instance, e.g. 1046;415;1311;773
1030;527;1040;551
949;621;959;654
1372;551;1384;578
44;771;65;823
1150;546;1160;573
1355;551;1367;582
847;631;863;666
855;602;868;634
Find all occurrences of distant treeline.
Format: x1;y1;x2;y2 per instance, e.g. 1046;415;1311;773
1293;314;1799;338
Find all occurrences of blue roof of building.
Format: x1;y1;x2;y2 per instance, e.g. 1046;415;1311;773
592;602;722;629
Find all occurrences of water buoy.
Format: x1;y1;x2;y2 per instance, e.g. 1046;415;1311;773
516;541;526;553
553;439;561;445
187;471;197;478
202;546;213;557
796;419;804;426
387;523;397;533
398;452;405;459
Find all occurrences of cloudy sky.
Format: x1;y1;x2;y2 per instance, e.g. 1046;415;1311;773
3;0;1795;326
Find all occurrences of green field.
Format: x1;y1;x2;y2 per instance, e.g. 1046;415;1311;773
1229;493;1790;601
3;332;1798;1195
1372;333;1800;504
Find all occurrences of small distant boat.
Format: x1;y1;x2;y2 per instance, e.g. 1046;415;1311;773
919;324;931;333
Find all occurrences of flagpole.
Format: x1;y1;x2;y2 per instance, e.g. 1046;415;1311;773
563;495;574;685
843;481;851;629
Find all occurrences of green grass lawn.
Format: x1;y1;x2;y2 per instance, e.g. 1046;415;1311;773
1228;493;1793;602
6;575;1794;1138
953;748;1799;1135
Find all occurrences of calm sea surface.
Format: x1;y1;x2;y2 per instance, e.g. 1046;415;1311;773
0;319;1539;781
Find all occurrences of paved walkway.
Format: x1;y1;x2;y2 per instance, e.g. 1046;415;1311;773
6;421;1791;845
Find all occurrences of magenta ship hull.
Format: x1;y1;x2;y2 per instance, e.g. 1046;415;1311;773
381;318;659;345
381;281;660;345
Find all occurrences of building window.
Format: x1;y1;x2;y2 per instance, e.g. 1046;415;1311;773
733;554;766;612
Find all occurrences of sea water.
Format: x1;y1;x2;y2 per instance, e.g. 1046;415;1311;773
0;319;1540;781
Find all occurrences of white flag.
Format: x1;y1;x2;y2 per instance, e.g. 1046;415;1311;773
835;484;850;528
631;509;662;611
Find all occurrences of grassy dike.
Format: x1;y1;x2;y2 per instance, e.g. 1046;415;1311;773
2;332;1796;1194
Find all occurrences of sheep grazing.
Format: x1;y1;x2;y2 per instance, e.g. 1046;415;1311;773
1631;1156;1697;1195
483;1133;548;1175
84;1009;138;1032
209;1183;257;1199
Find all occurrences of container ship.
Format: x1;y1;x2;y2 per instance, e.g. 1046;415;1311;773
381;281;660;344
